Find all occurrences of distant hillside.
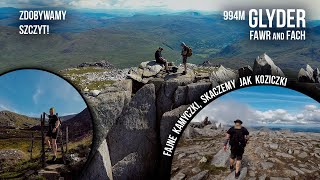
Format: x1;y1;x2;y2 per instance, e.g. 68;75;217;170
0;111;39;129
61;108;92;141
208;26;320;73
0;10;246;72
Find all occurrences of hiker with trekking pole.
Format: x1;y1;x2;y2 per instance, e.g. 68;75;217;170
223;119;249;179
44;107;60;162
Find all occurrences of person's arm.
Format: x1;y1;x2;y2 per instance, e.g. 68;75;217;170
223;133;230;151
52;117;60;132
182;48;187;56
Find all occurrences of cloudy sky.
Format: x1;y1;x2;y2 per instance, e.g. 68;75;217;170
0;69;86;117
1;0;320;19
193;86;320;127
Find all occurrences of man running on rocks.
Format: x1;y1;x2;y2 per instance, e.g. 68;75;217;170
224;119;249;179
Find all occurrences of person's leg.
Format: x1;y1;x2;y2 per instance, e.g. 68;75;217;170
230;158;235;167
45;136;51;149
52;139;57;157
235;160;241;173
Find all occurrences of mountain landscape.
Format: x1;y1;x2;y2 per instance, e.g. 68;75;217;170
0;110;38;129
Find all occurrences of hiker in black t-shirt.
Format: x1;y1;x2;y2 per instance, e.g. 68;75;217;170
224;119;249;179
155;47;169;72
44;107;60;162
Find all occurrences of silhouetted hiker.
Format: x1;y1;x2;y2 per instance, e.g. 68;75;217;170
155;47;169;72
180;42;192;75
44;107;60;162
224;119;249;179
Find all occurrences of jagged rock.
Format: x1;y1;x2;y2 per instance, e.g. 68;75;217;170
80;140;112;180
106;84;158;179
127;67;144;82
224;167;247;180
84;86;131;164
211;149;231;167
172;172;186;180
209;65;238;87
298;64;317;83
112;153;141;179
254;147;269;159
253;53;284;76
191;167;201;174
260;162;274;170
238;65;253;78
186;82;211;103
182;125;195;139
188;170;209;180
313;68;320;82
160;105;189;149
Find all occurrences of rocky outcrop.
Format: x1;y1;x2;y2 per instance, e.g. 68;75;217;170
127;60;163;82
298;64;320;83
238;65;253;78
211;149;231;167
78;60;114;69
106;84;158;179
253;53;285;76
209;65;238;86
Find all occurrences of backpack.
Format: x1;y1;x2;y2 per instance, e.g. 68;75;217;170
230;127;246;148
186;46;193;57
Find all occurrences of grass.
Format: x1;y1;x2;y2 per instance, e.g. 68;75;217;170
0;159;42;179
86;80;115;90
199;155;227;175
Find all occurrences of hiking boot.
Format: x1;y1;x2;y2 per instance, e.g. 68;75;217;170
230;165;234;171
235;171;240;179
52;156;57;162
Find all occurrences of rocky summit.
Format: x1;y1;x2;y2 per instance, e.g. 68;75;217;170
172;123;320;179
59;53;318;179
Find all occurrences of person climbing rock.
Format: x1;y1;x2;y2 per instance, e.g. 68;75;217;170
223;119;249;179
44;107;60;162
155;47;169;73
180;42;192;75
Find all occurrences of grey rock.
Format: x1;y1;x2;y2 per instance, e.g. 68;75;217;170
106;84;158;178
224;167;247;180
90;90;101;97
298;152;308;158
160;105;189;149
259;174;267;180
269;143;279;150
298;64;316;83
238;65;253;78
275;152;294;159
210;65;238;86
253;53;285;76
290;166;305;175
269;177;290;180
186;82;211;103
191;167;201;174
139;60;163;77
172;172;186;180
80;140;112;180
182;125;195;139
174;86;187;108
260;162;274;170
188;170;209;180
211;149;231;167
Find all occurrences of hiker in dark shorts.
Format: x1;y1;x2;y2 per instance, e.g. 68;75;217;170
181;42;188;75
45;107;60;161
224;119;249;179
155;47;169;72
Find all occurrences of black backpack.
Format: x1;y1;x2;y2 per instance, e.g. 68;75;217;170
230;127;246;148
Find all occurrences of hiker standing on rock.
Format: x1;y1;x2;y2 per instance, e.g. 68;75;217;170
180;42;192;75
223;119;249;179
155;47;169;73
44;107;60;162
